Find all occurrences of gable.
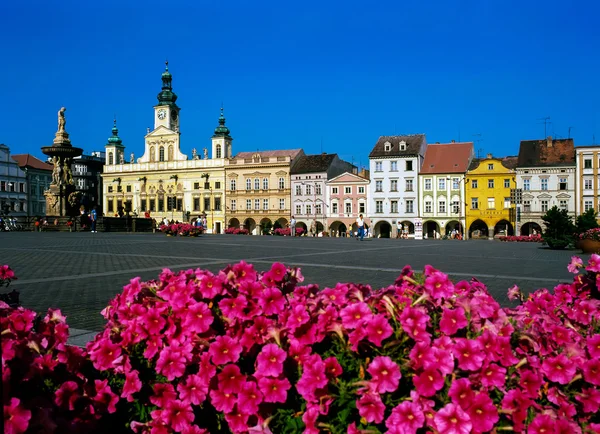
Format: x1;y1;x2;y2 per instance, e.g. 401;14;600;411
146;125;176;137
328;172;369;184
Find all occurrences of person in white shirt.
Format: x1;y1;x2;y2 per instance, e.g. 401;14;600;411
290;216;296;237
396;220;402;239
356;214;365;241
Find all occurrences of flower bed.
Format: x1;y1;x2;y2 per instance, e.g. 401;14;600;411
225;228;249;235
274;227;305;236
2;258;600;433
497;234;543;242
577;227;600;242
159;223;203;237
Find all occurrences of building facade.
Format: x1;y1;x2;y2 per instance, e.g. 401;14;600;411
225;150;303;235
11;154;53;217
575;145;600;216
73;152;104;214
418;142;474;239
465;155;517;239
290;153;355;234
515;137;576;235
101;64;229;233
327;171;370;236
368;135;427;238
0;144;28;216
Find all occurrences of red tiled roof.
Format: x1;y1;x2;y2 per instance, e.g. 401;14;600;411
12;154;53;171
420;142;474;174
517;138;575;167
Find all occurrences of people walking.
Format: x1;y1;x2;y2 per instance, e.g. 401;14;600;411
356;214;365;241
290;216;296;237
90;206;97;233
396;220;402;239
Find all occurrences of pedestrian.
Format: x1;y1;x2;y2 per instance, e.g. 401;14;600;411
290;216;296;237
396;220;402;239
90;206;97;233
356;214;365;241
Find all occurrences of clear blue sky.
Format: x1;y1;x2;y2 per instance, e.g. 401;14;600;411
3;0;599;169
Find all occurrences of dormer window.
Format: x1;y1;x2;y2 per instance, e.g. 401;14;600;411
384;141;392;152
399;140;407;151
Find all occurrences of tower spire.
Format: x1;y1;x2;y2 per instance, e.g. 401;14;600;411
157;61;177;105
213;107;231;138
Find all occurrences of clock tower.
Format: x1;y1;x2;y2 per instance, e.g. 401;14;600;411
154;61;180;131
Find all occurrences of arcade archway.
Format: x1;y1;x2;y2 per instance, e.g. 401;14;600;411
469;219;488;239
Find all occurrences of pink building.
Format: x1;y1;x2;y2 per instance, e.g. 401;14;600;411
326;170;370;236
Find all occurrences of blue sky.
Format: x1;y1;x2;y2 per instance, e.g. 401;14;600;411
3;0;599;169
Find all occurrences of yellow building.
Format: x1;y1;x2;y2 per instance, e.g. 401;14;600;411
465;155;517;238
225;149;304;234
101;64;230;233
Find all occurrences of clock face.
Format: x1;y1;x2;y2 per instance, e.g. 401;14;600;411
157;109;167;120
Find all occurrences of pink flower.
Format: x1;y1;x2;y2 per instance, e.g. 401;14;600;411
182;301;213;333
225;406;250;433
507;284;523;301
583;358;600;386
434;403;472;434
367;356;401;393
156;348;186;380
424;271;454;300
528;414;557;434
575;387;600;413
210;388;236;413
258;377;291;403
266;262;287;282
340;302;373;329
256;344;286;377
89;338;122;371
150;383;177;408
467;393;498;433
122;369;142;402
0;264;15;280
237;381;263;415
413;368;444;397
258;288;285;315
423;346;454;376
164;400;194;433
568;256;583;273
448;378;474;409
233;260;257;283
439;307;468;335
55;381;80;410
356;393;385;424
542;354;576;384
519;370;544;398
324;356;343;379
586;254;600;273
219;295;248;320
365;314;393;346
387;401;425;433
199;273;223;298
93;379;119;413
286;304;309;331
217;364;246;394
587;334;600;358
480;362;507;388
453;338;486;371
210;336;242;365
4;398;31;434
178;374;209;405
141;308;166;335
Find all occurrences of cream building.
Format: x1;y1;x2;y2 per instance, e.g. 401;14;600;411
101;63;231;233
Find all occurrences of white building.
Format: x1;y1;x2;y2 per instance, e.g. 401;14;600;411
368;135;427;238
0;144;28;217
575;145;600;216
515;137;576;235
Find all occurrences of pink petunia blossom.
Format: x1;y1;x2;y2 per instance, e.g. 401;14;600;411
480;362;507;388
93;379;119;414
587;334;600;358
324;356;343;379
210;336;243;365
285;304;310;332
89;337;122;371
296;355;328;402
225;406;250;433
365;314;393;346
178;373;209;405
266;262;287;282
233;260;257;283
182;301;213;334
583;358;600;386
4;398;31;434
439;307;468;335
541;354;576;384
413;368;445;397
302;406;320;434
356;393;385;424
258;287;285;315
424;271;454;300
210;388;237;413
575;387;600;414
55;381;80;410
140;308;167;335
423;346;455;376
164;400;194;433
387;400;425;433
219;295;248;320
453;338;486;371
507;284;523;301
156;348;187;380
367;356;401;393
434;403;472;434
528;414;557;434
217;364;246;394
519;369;544;399
340;302;373;330
256;343;286;377
237;381;263;415
448;377;474;409
258;376;291;403
568;256;584;273
586;254;600;273
467;393;499;433
150;383;177;408
199;273;223;298
122;369;142;402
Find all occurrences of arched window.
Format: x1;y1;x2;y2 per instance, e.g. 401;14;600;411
254;178;260;190
150;146;155;162
263;178;269;190
216;145;222;158
279;177;285;189
108;152;113;165
168;145;174;161
246;179;251;190
230;179;236;191
159;147;165;162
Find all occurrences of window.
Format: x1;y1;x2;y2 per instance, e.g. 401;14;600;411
108;201;114;212
231;199;236;211
452;178;460;190
425;201;432;213
254;178;260;190
541;178;548;191
390;180;398;191
159;147;165;162
406;179;413;191
424;179;432;190
584;200;593;212
345;186;351;194
212;197;220;211
230;179;236;191
559;178;567;190
0;181;4;191
108;186;113;193
215;182;221;189
488;179;494;188
452;201;459;214
375;162;383;172
158;198;164;212
471;197;479;210
523;200;531;212
167;196;175;211
375;181;383;192
438;178;446;190
204;197;211;211
295;185;302;195
263;199;269;210
332;202;338;214
471;179;478;189
315;204;322;214
316;184;322;195
504;179;510;188
77;179;85;189
585;179;593;189
246;199;251;210
149;199;155;212
216;145;222;158
384;142;391;152
375;200;383;213
279;178;285;189
488;163;494;170
306;204;312;215
541;200;549;212
19;183;25;193
523;179;530;191
192;182;199;190
504;197;511;208
399;141;406;151
126;185;131;193
391;200;398;213
406;160;413;171
487;197;495;209
306;184;312;195
439;201;446;213
390;161;398;171
246;179;251;190
345;202;352;213
108;153;114;165
359;202;365;213
263;178;269;190
585;159;592;169
254;199;260;210
279;199;285;210
332;187;339;194
406;200;414;213
559;200;567;210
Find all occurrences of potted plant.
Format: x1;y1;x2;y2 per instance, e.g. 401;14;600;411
576;227;600;253
541;206;575;249
574;208;599;249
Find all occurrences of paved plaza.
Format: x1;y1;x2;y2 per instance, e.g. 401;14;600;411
0;233;587;341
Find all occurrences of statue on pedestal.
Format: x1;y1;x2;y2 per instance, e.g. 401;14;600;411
120;153;124;165
57;107;66;132
51;156;62;185
192;148;197;159
130;152;135;163
62;159;73;185
203;148;208;160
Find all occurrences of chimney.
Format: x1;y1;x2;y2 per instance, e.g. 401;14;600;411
547;136;553;148
451;140;456;143
486;153;492;159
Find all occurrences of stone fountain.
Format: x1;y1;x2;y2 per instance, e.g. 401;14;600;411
41;107;83;217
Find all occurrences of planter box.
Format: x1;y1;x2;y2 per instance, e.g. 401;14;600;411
579;238;600;254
